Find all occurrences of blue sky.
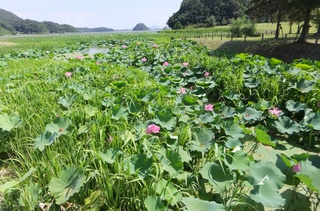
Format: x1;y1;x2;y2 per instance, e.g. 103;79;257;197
0;0;182;29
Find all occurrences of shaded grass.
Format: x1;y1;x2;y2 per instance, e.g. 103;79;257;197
195;37;320;63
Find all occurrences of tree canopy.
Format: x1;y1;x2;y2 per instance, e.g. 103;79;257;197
167;0;248;28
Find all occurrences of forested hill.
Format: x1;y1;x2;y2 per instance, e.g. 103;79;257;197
167;0;248;28
0;8;114;35
0;8;77;35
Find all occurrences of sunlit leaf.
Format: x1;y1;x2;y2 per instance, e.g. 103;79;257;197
182;198;225;211
48;167;86;205
285;100;306;112
273;116;300;134
0;168;36;193
156;179;182;206
99;148;122;164
296;160;320;193
0;112;20;131
250;180;285;208
225;150;250;172
199;162;233;193
112;105;128;120
255;126;276;147
58;94;76;108
144;196;166;211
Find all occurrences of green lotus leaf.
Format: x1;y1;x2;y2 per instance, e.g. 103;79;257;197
294;63;313;70
241;107;263;122
296;160;320;193
268;57;283;66
160;149;183;176
131;154;153;178
285;100;306;112
45;117;70;136
182;94;198;105
290;79;316;93
112;105;128;120
222;90;240;101
195;81;216;88
199;162;233;193
58;94;76;108
221;106;236;118
0;112;20;132
247;160;285;188
153;109;176;130
99;148;122;164
84;105;97;117
144;196;166;211
112;81;126;88
182;198;225;211
156;179;182;206
255;126;276;147
189;128;215;154
224;122;245;140
273;116;300;134
34;131;58;151
0;168;35;193
244;78;261;88
250;180;285;208
48;167;86;205
225;150;250;172
128;100;142;114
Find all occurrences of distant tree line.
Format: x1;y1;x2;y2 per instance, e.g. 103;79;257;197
167;0;249;29
167;0;320;42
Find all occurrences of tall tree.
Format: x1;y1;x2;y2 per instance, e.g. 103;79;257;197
292;0;320;42
246;0;291;39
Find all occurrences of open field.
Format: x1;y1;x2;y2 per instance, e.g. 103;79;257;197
0;32;319;210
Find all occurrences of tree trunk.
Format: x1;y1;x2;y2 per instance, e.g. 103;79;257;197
289;21;292;34
275;10;282;39
297;5;312;43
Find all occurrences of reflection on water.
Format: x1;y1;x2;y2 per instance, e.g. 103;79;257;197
87;47;109;55
59;47;109;58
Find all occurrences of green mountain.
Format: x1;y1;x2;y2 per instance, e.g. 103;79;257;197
167;0;249;28
0;8;77;35
132;23;149;31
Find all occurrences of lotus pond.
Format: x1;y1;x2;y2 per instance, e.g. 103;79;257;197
0;34;319;210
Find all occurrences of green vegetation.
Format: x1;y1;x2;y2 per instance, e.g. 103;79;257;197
0;33;319;210
167;0;248;28
0;9;77;35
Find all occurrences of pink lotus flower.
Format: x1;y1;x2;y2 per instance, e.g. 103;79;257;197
269;107;282;117
204;72;210;77
65;72;72;77
122;45;127;49
96;61;100;65
204;104;214;111
292;163;301;172
76;55;83;60
147;124;160;134
109;135;113;142
179;87;187;94
163;62;169;67
182;62;189;68
317;101;320;107
190;86;195;91
153;44;158;47
141;57;147;62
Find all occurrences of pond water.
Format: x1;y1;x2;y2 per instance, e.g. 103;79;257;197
60;47;109;59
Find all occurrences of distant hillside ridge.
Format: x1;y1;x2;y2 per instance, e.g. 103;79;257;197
76;27;114;33
0;8;114;35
